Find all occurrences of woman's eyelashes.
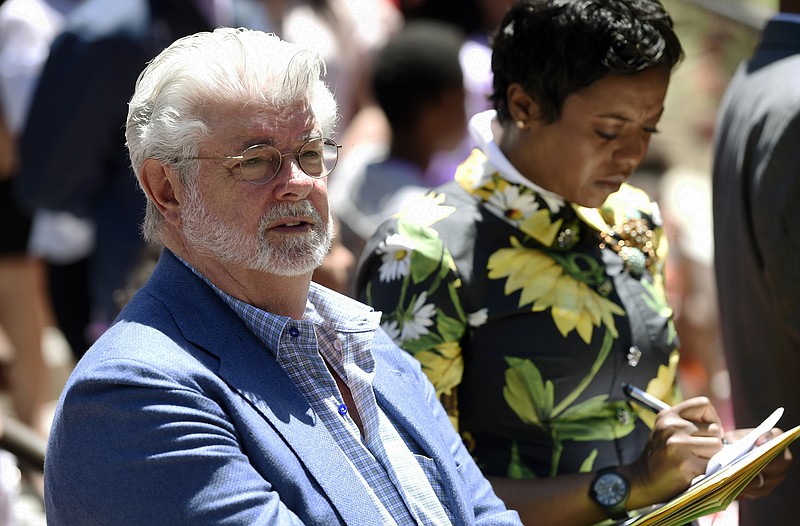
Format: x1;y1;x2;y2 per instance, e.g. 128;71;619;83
595;129;619;141
595;125;660;141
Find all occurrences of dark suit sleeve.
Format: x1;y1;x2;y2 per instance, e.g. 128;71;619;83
17;31;147;217
752;108;800;344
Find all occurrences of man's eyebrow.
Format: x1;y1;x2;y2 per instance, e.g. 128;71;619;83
250;131;322;147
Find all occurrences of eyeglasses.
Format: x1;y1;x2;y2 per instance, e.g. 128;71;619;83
185;137;341;186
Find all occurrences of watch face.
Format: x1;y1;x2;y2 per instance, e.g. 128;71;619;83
594;473;628;506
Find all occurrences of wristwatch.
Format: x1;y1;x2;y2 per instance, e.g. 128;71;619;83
589;466;630;520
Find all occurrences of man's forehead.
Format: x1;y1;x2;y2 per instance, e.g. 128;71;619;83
202;100;318;143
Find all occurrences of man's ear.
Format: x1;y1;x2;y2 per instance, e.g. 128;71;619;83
140;159;182;226
506;83;541;125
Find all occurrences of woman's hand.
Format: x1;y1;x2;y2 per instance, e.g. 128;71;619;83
622;396;725;508
724;427;793;499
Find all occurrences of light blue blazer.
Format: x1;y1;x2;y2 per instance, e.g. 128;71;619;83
44;250;521;525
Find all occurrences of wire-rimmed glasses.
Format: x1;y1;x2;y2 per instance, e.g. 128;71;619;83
185;137;341;186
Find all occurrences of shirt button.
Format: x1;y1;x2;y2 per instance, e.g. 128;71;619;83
333;339;343;351
288;327;300;338
627;346;642;367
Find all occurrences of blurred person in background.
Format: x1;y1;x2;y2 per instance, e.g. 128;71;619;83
0;0;81;439
15;0;270;360
656;166;729;416
399;0;514;186
356;1;792;523
262;0;401;138
329;19;466;273
0;0;78;516
712;0;800;523
0;103;46;517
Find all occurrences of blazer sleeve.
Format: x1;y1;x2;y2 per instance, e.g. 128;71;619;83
44;339;311;525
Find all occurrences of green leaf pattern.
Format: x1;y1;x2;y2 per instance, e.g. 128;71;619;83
502;331;636;476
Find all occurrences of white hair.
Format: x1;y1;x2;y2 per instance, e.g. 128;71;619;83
125;27;339;242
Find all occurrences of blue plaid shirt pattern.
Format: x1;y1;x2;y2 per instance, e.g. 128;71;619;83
184;261;452;525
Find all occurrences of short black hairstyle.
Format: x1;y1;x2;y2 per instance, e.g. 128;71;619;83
371;20;465;132
490;0;683;123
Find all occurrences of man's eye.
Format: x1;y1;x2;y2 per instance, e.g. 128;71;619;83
241;156;268;167
300;150;321;160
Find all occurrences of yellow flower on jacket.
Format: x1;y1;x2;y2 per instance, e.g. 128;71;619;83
454;149;498;199
488;237;625;344
519;208;564;247
416;340;464;397
636;350;681;429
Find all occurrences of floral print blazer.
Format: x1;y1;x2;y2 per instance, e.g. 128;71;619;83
355;148;682;479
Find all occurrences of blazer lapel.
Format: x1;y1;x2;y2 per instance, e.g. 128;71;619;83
372;347;472;524
149;251;383;523
217;343;385;523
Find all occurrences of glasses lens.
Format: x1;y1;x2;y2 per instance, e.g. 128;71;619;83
298;138;339;178
235;139;339;184
237;144;282;184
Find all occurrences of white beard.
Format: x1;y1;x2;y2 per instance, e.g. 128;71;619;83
180;183;333;276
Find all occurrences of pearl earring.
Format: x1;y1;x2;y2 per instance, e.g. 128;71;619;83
516;120;526;130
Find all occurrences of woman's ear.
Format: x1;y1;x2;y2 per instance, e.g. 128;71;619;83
506;83;541;126
140;159;181;226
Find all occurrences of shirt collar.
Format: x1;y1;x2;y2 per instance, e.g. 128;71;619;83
305;282;383;334
174;254;382;351
467;109;567;205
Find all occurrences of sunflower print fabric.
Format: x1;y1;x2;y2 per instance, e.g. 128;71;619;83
355;149;682;479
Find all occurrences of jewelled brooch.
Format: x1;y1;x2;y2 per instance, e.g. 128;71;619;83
599;218;656;278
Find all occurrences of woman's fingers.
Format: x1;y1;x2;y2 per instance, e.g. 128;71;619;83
672;397;723;428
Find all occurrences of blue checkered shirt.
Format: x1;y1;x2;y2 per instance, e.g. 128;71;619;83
184;262;452;525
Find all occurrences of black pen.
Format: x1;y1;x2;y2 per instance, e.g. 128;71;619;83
622;382;671;414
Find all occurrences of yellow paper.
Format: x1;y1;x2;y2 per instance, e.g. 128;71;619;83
622;421;800;526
